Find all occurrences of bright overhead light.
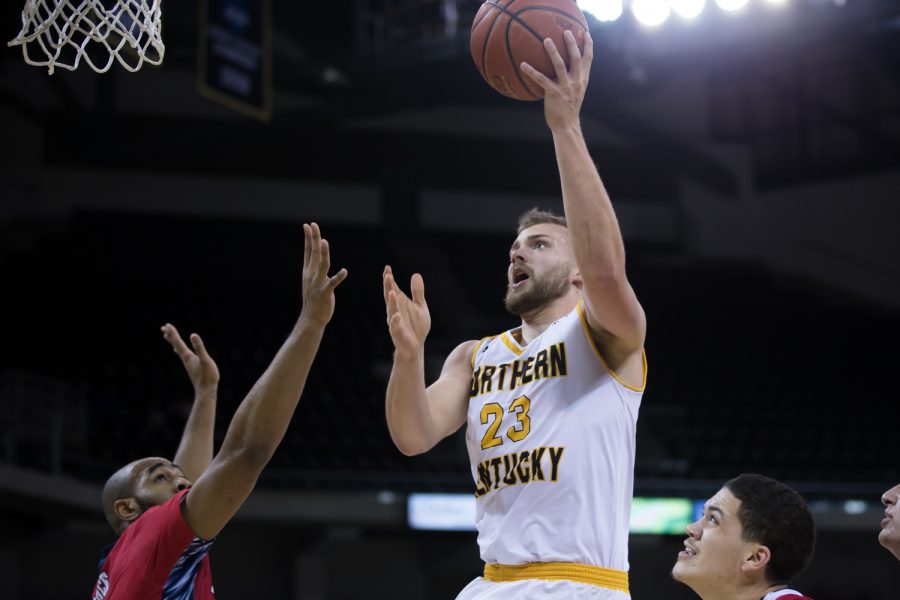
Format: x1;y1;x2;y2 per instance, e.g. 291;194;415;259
578;0;624;22
716;0;749;11
670;0;706;19
632;0;671;26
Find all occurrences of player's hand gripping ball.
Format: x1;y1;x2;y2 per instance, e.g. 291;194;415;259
470;0;589;100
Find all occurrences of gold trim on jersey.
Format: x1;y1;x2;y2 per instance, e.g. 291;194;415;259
500;332;525;356
471;336;495;368
484;562;629;593
576;302;647;393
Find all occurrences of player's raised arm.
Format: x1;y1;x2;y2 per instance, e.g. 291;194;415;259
182;223;347;540
383;266;473;456
162;323;219;483
521;31;646;364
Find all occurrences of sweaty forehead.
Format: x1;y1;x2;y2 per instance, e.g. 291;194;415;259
707;487;740;519
514;223;569;245
132;457;173;476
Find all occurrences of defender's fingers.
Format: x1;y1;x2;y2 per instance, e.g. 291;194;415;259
543;38;568;81
410;273;426;305
303;224;313;269
327;267;348;290
162;323;193;359
319;238;331;274
310;222;321;261
520;62;553;89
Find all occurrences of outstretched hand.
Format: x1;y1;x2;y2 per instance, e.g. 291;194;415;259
383;265;431;358
161;323;220;394
520;29;593;131
300;222;348;326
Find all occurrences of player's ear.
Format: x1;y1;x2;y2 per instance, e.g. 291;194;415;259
741;544;772;577
114;498;143;524
571;267;583;288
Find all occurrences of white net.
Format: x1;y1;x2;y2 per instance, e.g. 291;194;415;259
8;0;164;74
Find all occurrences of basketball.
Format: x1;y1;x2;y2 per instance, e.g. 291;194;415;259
470;0;589;101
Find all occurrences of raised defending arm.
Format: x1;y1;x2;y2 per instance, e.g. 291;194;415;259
163;323;219;483
182;223;347;540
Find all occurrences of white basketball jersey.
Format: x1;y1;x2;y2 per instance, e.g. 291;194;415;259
465;303;645;571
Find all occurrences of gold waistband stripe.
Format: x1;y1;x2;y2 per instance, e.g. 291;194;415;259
484;562;629;593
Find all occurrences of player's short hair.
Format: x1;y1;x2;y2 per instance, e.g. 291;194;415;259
725;473;815;585
102;461;140;532
517;208;567;234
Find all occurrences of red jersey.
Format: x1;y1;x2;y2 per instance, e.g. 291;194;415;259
762;590;813;600
93;489;215;600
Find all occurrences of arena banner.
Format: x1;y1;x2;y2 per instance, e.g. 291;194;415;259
198;0;272;121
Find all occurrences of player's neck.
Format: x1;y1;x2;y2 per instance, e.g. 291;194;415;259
757;584;793;600
517;292;579;344
699;582;786;600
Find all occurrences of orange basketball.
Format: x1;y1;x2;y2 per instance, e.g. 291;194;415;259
470;0;589;101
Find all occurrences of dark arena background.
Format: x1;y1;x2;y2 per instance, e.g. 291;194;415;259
2;1;900;598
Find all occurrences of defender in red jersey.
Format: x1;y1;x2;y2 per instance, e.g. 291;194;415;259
93;223;347;600
880;483;900;561
672;474;815;600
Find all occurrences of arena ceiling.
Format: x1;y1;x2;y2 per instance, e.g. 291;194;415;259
2;0;899;195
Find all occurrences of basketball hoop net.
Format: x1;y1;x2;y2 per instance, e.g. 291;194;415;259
8;0;164;74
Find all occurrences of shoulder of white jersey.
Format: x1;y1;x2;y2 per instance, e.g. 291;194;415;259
470;335;496;368
575;299;648;393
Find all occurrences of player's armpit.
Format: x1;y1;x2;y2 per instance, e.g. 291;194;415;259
580;282;647;390
580;274;646;350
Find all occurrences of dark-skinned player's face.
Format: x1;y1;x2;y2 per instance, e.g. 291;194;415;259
130;457;192;511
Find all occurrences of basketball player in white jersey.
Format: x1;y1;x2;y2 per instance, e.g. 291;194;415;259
672;474;816;600
879;483;900;560
383;29;646;599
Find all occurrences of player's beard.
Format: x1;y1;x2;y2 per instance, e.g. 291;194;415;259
133;489;172;513
504;262;572;316
135;490;164;511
